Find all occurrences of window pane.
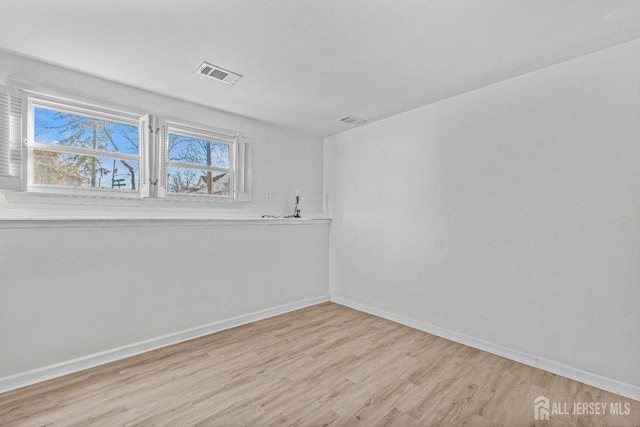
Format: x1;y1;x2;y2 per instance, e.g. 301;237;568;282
34;107;138;155
168;134;229;168
167;167;229;196
33;149;139;190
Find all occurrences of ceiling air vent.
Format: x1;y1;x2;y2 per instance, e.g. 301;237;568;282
196;61;242;85
337;115;367;126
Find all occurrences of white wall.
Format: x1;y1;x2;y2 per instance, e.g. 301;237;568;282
0;220;329;379
325;40;640;395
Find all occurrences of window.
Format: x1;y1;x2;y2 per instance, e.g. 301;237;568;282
29;99;141;194
0;86;252;202
164;124;234;198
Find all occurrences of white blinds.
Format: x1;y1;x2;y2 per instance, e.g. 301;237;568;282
157;123;168;198
138;113;152;198
0;86;22;189
235;137;252;202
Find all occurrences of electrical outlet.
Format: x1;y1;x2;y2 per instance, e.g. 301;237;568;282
265;191;272;201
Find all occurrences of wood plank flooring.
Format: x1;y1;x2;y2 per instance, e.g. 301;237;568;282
0;302;638;426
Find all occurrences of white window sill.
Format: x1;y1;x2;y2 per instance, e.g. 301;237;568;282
0;215;330;229
0;190;330;228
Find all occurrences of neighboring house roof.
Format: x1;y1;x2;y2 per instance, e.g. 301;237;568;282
183;172;229;195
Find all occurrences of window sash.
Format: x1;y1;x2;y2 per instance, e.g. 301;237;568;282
30;151;140;194
27;96;143;194
166;132;233;168
163;124;236;199
29;97;140;127
166;122;237;145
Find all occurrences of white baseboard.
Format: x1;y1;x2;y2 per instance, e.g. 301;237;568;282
330;295;640;402
0;295;329;394
4;293;638;403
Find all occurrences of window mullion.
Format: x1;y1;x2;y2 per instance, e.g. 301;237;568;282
29;142;139;162
167;160;229;173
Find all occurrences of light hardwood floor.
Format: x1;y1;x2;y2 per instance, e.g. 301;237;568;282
0;302;638;426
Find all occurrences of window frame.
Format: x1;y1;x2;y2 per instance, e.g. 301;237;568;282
162;120;238;200
26;95;143;198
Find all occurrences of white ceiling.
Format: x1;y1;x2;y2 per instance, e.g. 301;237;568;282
1;0;639;137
